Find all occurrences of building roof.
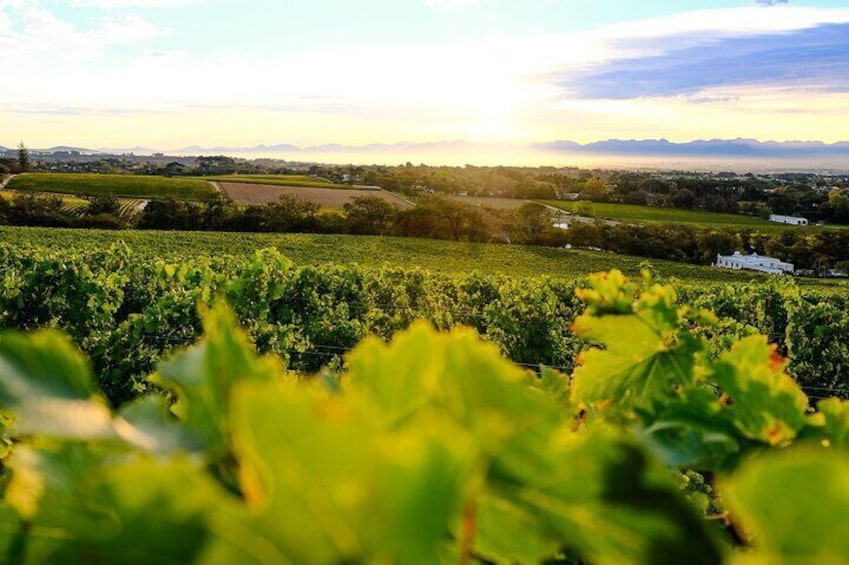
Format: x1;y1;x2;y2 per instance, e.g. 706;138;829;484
719;252;789;265
770;214;808;221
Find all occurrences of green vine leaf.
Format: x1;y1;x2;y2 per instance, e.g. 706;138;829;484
0;331;114;440
150;302;283;459
721;446;849;563
570;275;704;419
710;336;809;446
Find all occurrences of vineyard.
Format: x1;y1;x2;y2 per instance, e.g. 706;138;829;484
0;189;89;213
0;242;846;407
203;174;351;189
0;191;144;217
0;225;797;284
0;268;848;563
7;173;216;200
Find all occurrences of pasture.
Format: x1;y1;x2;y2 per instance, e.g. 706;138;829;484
540;200;815;231
447;196;533;210
8;173;216;200
220;182;414;209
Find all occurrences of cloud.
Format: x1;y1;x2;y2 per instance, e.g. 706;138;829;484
757;0;789;6
0;1;160;64
423;0;482;6
68;0;217;6
4;2;849;148
555;22;849;100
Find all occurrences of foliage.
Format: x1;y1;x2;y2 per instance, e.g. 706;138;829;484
0;237;846;411
0;225;779;282
0;272;847;562
17;142;30;173
343;195;397;235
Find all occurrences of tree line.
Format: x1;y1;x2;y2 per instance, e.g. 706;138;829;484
14;147;849;224
2;189;849;274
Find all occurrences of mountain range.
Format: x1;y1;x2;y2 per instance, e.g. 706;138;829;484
6;138;849;159
533;138;849;157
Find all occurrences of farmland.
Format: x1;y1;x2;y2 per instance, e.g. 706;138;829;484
447;195;534;210
204;174;348;189
219;182;414;209
0;188;89;213
7;172;217;200
0;224;776;283
541;200;820;231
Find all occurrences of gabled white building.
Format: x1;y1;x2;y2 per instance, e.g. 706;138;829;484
769;214;809;226
716;252;794;275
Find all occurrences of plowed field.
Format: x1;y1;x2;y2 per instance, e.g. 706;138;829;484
221;182;413;209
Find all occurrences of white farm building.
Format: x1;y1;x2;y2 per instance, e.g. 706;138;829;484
769;214;809;226
716;252;794;275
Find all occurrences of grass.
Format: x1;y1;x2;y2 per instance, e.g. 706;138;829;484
447;196;532;210
0;225;800;285
204;175;352;189
8;173;217;200
540;200;831;232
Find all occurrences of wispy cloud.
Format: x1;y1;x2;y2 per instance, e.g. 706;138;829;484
68;0;217;6
0;0;160;64
423;0;484;6
557;22;849;99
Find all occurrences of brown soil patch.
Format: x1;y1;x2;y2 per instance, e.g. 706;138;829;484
220;182;413;210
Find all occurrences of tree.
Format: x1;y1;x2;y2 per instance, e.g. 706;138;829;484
579;178;611;202
393;207;439;239
827;189;849;224
623;190;649;206
574;201;596;218
671;189;696;209
86;193;121;216
767;188;800;216
264;194;320;232
510;203;554;245
17;142;30;172
703;195;728;213
422;196;472;241
343;196;397;235
696;230;742;265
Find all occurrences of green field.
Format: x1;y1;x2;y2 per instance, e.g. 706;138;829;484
540;200;828;232
204;174;351;189
0;225;785;284
8;173;217;200
448;196;532;210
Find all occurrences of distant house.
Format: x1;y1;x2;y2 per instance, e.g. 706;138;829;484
769;214;809;226
716;252;794;275
558;192;581;201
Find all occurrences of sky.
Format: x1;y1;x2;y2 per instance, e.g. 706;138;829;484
1;0;849;154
